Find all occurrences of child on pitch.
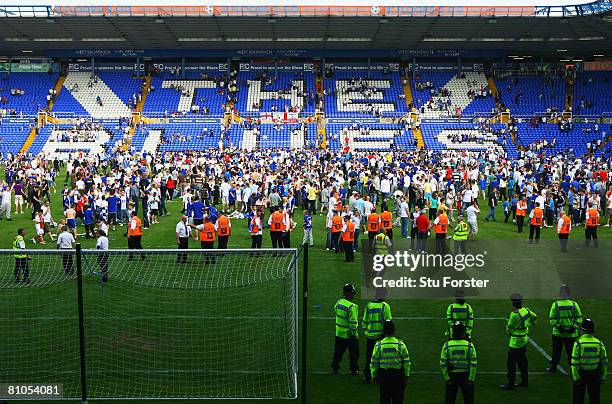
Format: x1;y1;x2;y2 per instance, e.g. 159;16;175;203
303;210;314;247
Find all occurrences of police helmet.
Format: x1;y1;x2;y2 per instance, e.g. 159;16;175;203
343;283;356;296
580;318;595;334
452;322;467;339
375;287;389;300
559;285;571;299
383;320;395;335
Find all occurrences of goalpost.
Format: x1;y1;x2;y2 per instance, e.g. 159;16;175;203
0;248;298;400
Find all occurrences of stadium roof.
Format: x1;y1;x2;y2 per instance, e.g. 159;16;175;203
0;3;610;59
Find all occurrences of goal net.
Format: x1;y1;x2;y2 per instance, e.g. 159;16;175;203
0;248;298;400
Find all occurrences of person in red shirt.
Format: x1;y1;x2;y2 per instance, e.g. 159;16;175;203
415;208;430;253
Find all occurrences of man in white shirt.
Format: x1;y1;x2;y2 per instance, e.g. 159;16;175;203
175;215;191;264
95;229;109;283
465;201;480;241
57;226;76;275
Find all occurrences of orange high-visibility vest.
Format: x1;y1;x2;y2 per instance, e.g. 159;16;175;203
434;214;449;234
199;222;216;242
331;215;343;233
342;221;355;242
586;208;599;227
558;215;571;235
250;217;261;235
380;211;392;231
128;217;143;236
516;201;527;216
531;207;543;226
368;213;380;233
270;211;284;232
217;215;231;236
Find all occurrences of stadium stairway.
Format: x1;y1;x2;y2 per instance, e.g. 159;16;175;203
486;74;499;98
317;116;327;148
62;72;133;119
125;75;151;149
565;75;574;111
20;74;66;154
401;75;414;107
412;126;425;149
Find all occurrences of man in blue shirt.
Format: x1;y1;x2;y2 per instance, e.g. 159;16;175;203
107;190;119;232
189;196;205;226
83;205;95;239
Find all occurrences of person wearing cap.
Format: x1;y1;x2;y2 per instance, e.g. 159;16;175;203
370;320;411;404
363;288;393;384
440;322;477;404
571;318;607;404
500;293;538;390
548;285;583;373
331;283;359;375
452;215;469;255
95;228;109;283
446;290;474;340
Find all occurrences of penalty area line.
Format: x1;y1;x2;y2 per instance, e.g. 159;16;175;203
529;337;568;375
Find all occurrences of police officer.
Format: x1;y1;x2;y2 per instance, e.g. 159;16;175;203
548;285;583;373
13;228;31;284
440;322;477;404
331;283;359;375
452;215;469;255
571;319;607;404
500;293;538;390
363;287;393;384
370;321;411;404
446;290;474;340
373;232;392;255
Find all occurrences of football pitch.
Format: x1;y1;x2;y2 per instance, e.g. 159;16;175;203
0;174;610;403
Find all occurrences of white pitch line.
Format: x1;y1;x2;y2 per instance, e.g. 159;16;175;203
528;337;568;375
1;316;507;321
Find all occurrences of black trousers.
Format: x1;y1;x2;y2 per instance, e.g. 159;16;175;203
282;232;291;248
97;252;109;282
585;227;598;247
550;335;575;370
573;369;601;404
251;234;262;249
445;372;474;404
331;336;359;373
218;235;229;249
270;231;282;248
343;241;354;262
128;235;144;260
435;233;447;254
364;337;382;381
331;232;341;252
559;234;569;252
177;237;189;263
62;251;74;275
454;240;466;255
506;346;528;385
84;223;95;239
517;215;525;233
14;258;30;281
200;241;215;264
379;368;405;404
529;225;541;242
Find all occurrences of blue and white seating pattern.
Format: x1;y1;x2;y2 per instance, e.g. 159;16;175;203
496;74;565;115
0;72;58;115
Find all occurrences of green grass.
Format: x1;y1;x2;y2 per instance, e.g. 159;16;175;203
1;169;611;404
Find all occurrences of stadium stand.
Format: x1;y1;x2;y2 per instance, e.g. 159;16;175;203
324;70;407;117
411;71;496;118
54;72;141;119
0;122;33;156
326;123;416;151
143;70;229;117
515;122;606;157
0;72;59;115
235;70;317;115
420;122;513;156
573;71;612;115
495;73;566;115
